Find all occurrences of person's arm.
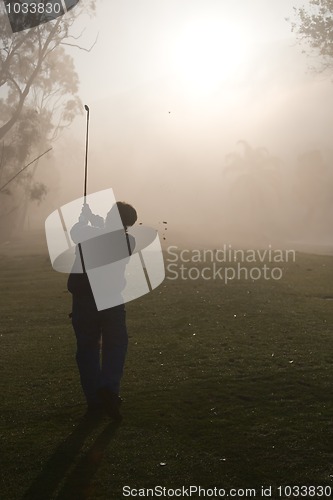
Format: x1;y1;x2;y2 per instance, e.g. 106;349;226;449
89;213;105;228
70;204;104;243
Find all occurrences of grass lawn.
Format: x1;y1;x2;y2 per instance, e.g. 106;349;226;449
0;238;333;499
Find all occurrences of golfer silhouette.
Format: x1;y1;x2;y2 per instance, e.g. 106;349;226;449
67;201;137;420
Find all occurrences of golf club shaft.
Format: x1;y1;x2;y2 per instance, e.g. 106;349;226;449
84;104;90;203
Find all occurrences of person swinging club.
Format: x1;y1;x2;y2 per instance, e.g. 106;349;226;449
67;201;137;420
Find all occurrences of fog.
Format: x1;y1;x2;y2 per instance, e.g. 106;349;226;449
2;0;333;253
24;39;333;253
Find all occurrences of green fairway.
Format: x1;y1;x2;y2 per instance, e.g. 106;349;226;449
0;241;333;499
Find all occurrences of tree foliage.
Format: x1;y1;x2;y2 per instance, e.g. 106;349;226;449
223;141;284;241
0;0;96;141
291;0;333;70
0;0;96;235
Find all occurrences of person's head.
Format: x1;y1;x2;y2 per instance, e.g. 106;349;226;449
105;201;137;231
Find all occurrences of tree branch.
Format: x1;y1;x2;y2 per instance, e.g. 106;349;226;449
61;33;99;52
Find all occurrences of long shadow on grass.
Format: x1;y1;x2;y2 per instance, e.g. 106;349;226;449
56;422;119;499
23;416;120;500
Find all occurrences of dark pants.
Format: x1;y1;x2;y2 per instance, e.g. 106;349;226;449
71;295;128;407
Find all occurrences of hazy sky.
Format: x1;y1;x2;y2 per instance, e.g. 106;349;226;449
3;0;333;247
74;0;309;99
68;0;332;158
49;0;333;248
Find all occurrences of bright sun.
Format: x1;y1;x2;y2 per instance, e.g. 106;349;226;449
172;18;250;94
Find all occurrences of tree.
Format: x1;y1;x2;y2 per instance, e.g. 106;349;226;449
290;0;333;71
0;1;96;237
0;0;96;140
293;149;333;235
222;141;284;243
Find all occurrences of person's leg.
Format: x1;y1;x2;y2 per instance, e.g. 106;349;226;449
71;296;102;408
99;304;128;395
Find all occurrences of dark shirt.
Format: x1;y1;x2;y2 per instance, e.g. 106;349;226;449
67;220;135;299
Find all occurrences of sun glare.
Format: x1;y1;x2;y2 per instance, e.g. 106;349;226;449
172;18;250;94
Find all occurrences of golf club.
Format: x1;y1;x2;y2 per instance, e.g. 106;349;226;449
84;104;90;204
78;104;90;274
